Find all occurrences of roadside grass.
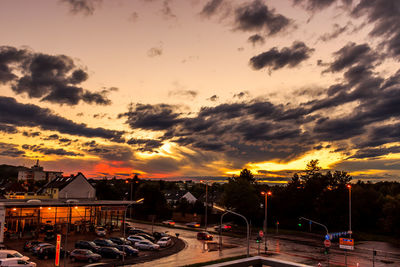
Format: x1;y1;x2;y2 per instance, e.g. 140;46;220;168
181;255;247;267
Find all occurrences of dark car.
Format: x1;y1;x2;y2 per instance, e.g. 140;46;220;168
70;249;101;263
75;241;100;253
128;229;151;236
32;243;52;255
37;245;67;260
93;239;116;247
136;233;155;243
153;232;169;240
23;241;41;252
197;232;213;241
108;237;131;245
115;245;138;257
98;247;125;259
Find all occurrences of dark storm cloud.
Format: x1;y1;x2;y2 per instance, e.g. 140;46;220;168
61;0;102;16
0;46;114;106
84;144;135;162
0;124;18;134
119;103;182;131
200;0;224;17
0;143;25;157
249;41;314;71
248;34;265;46
325;42;380;73
350;146;400;159
127;138;163;152
136;156;181;173
22;144;83;156
0;96;124;140
234;0;291;35
352;0;400;57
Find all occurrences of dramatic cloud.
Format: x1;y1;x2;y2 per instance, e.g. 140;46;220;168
319;23;351;42
0;46;114;105
234;0;291;35
61;0;102;16
0;143;25;157
249;41;314;71
82;143;135;162
22;144;83;157
127;138;163;152
293;0;352;11
0;124;17;134
0;96;124;140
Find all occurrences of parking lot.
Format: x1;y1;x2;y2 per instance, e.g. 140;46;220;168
4;227;184;267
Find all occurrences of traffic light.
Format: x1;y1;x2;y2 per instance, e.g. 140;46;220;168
256;236;261;243
298;223;302;227
324;247;329;255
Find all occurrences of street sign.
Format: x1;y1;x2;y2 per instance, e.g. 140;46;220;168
55;234;61;266
324;239;331;247
259;230;264;237
339;237;354;250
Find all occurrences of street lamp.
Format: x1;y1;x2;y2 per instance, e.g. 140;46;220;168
200;180;212;232
347;184;352;238
122;198;143;262
261;191;272;253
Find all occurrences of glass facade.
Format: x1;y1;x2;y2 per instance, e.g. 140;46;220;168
5;205;125;239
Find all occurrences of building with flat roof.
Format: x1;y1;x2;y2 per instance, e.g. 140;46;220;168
18;160;62;182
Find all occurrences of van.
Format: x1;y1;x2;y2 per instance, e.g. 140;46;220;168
0;251;29;261
0;258;36;266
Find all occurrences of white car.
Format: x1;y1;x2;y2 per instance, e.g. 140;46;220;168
95;227;107;237
0;250;29;261
156;236;172;247
127;235;146;244
134;240;160;250
0;258;36;267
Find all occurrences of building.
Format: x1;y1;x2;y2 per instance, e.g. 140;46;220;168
38;172;96;199
18;160;62;182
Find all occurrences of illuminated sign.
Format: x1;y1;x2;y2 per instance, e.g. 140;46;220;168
55;234;61;266
339;237;354;250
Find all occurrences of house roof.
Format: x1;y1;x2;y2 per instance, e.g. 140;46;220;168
38;172;90;193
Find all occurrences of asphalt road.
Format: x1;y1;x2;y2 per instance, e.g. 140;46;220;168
125;223;400;267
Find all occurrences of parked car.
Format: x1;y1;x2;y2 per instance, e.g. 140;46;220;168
197;232;213;241
108;237;131;245
186;222;200;228
161;220;175;226
115;245;138;256
0;250;29;261
134;240;160;251
23;241;40;252
75;241;100;253
95;227;107;237
153;232;169;240
136;233;155;243
126;235;146;244
93;239;116;248
128;228;151;236
70;249;101;263
156;236;172;247
0;258;36;267
97;247;125;259
31;243;52;255
37;245;67;260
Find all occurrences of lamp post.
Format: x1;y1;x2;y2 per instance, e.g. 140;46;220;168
347;184;352;238
201;180;211;232
219;210;250;257
261;191;272;253
122;202;136;262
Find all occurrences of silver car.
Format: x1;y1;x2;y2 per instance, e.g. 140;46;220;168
134;240;160;250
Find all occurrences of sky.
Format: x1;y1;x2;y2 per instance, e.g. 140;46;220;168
1;0;400;183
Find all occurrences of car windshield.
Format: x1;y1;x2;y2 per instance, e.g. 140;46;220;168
87;241;96;246
97;227;105;231
160;237;168;241
110;247;119;252
12;252;23;258
86;250;94;254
